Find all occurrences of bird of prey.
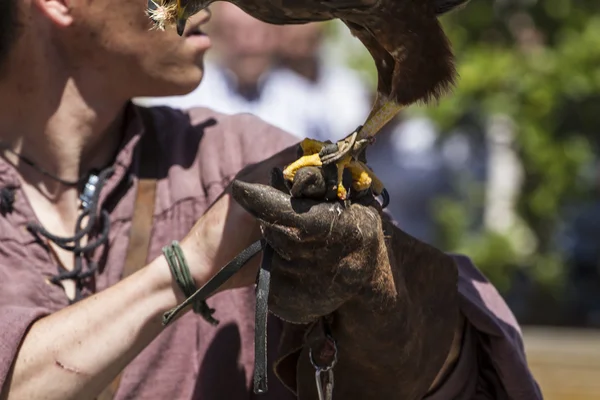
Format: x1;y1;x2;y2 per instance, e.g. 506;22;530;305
148;0;470;202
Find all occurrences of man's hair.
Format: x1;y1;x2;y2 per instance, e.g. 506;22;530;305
0;0;18;69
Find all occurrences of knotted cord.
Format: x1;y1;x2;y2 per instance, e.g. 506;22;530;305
162;241;219;325
26;166;115;301
0;141;117;300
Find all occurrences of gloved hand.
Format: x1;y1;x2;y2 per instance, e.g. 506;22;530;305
232;166;387;324
231;165;462;400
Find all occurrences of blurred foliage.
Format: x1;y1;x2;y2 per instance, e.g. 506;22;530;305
429;0;600;295
328;0;600;302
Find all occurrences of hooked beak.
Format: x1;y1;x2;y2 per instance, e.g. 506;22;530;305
176;0;187;36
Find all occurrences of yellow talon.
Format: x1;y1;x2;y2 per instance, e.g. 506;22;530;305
348;161;373;192
300;138;326;155
335;155;352;200
357;161;385;195
337;184;348;200
283;153;323;181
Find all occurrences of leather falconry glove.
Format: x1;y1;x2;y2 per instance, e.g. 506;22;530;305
231;165;462;400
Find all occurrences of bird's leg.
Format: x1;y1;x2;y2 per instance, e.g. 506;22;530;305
347;160;385;196
340;100;405;202
334;154;352;201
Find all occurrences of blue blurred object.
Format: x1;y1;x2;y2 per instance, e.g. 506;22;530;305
367;117;454;246
559;200;600;327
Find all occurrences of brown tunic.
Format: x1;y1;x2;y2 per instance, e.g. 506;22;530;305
0;104;542;399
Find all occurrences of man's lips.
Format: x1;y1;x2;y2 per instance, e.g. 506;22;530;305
182;24;211;52
184;25;206;37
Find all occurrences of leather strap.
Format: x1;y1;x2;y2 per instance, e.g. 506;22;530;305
253;243;274;393
159;238;274;395
121;108;160;278
162;239;265;325
97;107;160;400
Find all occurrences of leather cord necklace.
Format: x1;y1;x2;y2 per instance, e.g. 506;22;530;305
0;142;114;301
0;142;89;187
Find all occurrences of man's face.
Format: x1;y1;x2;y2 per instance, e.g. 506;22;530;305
49;0;212;98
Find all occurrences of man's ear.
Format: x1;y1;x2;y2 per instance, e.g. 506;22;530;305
32;0;73;28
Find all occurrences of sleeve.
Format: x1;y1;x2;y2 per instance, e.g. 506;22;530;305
144;105;301;206
0;306;49;389
452;254;543;400
229;112;301;166
184;106;300;167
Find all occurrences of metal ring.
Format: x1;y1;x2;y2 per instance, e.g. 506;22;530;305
308;337;338;372
321;131;358;165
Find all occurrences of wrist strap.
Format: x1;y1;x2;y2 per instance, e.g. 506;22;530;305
162;241;219;325
161;239;265;326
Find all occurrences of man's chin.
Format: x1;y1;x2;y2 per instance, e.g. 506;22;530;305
138;67;204;98
167;74;204;96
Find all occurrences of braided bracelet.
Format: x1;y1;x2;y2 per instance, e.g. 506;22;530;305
162;241;219;325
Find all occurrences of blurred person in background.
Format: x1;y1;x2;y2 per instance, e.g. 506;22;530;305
269;22;372;142
136;6;371;142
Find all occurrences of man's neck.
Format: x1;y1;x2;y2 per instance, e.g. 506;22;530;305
0;52;128;195
0;50;131;279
